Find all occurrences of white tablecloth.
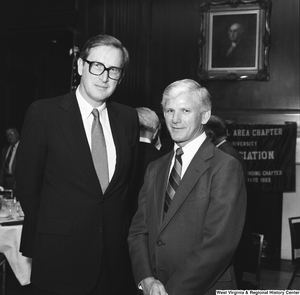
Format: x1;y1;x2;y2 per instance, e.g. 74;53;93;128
0;220;32;285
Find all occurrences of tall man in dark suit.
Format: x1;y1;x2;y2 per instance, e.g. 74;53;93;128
0;127;20;190
15;34;139;295
128;79;247;295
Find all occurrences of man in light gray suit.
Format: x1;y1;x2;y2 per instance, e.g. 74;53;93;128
128;79;246;295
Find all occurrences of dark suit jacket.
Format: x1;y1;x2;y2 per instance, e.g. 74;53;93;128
131;142;163;215
0;144;18;189
128;138;247;295
15;91;139;295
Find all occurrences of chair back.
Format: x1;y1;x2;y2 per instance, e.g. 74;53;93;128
252;233;264;288
288;217;300;263
0;252;6;294
243;232;264;289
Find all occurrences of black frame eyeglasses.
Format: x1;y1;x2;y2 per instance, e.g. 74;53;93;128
84;59;123;81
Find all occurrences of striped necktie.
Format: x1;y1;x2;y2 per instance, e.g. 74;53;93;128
164;147;183;215
91;109;109;193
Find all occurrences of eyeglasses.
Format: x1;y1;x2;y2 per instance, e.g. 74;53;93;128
84;59;123;81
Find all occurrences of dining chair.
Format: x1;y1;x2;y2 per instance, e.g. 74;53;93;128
0;252;6;295
242;232;264;289
287;216;300;289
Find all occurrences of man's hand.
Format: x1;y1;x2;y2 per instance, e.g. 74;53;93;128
140;277;168;295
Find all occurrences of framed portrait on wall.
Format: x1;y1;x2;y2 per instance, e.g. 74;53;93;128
198;0;272;81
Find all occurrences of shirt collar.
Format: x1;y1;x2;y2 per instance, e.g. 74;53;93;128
174;132;207;159
216;139;226;148
76;87;107;120
140;137;152;144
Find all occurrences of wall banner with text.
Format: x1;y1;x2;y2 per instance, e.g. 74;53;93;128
226;123;297;192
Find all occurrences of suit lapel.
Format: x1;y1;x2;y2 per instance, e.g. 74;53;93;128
160;139;214;231
154;152;173;226
105;103;124;194
58;97;128;196
58;92;101;192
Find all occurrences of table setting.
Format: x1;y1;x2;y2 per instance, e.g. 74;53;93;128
0;190;32;286
0;198;24;226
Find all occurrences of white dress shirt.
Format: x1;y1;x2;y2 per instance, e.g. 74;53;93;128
170;132;207;178
5;141;19;174
76;88;116;181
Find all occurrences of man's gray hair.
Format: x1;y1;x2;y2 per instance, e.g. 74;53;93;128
136;107;160;133
161;79;212;111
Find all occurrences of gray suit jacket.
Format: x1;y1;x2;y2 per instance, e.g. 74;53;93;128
128;138;247;295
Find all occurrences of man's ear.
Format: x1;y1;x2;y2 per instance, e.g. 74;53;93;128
77;58;83;76
201;110;211;124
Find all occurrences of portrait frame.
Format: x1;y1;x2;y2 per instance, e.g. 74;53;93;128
198;0;272;81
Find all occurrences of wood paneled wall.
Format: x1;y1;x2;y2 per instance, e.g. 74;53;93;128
81;0;202;110
0;0;299;139
78;0;299;126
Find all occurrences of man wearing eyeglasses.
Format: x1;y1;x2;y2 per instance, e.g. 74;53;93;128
15;34;139;295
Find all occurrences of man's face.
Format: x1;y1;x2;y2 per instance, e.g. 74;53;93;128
228;24;242;42
163;93;210;147
77;45;123;107
6;129;19;145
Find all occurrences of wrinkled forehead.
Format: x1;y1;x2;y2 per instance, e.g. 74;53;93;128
165;93;201;111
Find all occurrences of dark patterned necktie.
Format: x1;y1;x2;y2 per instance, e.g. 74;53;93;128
91;109;109;193
164;147;183;215
4;145;15;174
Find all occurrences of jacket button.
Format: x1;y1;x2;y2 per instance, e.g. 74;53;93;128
157;241;162;246
99;227;103;233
